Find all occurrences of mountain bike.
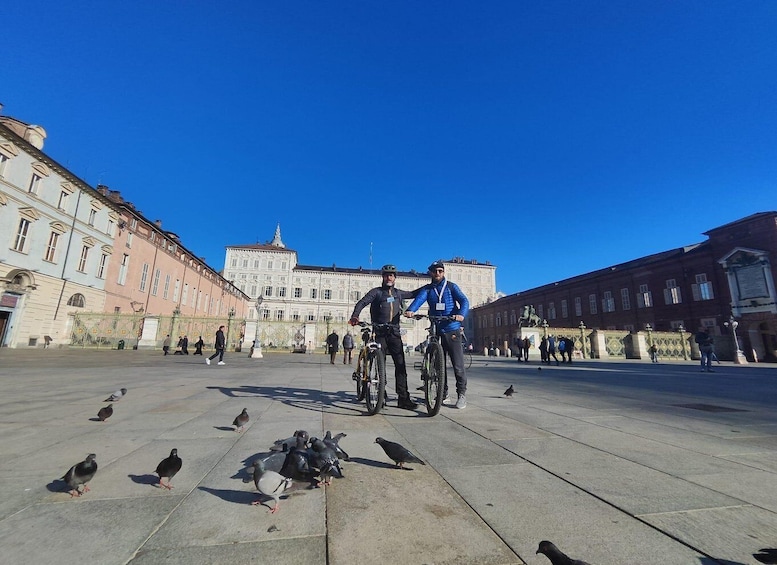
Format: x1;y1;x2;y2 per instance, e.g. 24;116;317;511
351;322;388;415
461;332;473;370
412;314;459;416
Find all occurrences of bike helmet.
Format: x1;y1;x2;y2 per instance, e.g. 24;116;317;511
381;264;398;275
427;261;445;272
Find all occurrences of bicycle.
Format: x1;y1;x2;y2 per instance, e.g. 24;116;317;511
461;332;473;370
351;322;389;415
412;314;459;416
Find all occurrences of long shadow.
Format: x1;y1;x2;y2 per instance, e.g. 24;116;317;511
46;479;68;493
752;548;777;564
348;456;397;470
698;559;747;565
198;485;257;505
128;473;159;486
206;384;367;415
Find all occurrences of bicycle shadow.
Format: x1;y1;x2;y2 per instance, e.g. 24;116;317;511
206;384;377;416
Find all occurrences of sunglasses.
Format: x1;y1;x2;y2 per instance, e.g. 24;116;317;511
432;269;445;273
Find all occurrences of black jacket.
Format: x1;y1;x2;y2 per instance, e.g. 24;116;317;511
351;285;417;326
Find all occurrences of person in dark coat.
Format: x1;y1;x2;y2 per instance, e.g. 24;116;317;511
193;336;204;355
181;335;189;355
206;326;226;365
326;331;339;364
523;336;530;362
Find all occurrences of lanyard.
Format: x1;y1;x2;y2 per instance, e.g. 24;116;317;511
433;280;448;305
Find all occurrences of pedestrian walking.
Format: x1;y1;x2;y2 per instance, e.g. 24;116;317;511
342;331;354;364
326;330;339;364
193;336;204;355
163;335;171;355
206;326;226;366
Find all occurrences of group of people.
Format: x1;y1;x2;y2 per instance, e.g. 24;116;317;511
331;261;470;411
163;334;206;356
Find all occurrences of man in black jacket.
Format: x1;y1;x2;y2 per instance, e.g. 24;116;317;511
349;264;418;410
206;325;226;365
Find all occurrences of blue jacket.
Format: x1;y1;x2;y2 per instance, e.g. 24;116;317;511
407;278;469;334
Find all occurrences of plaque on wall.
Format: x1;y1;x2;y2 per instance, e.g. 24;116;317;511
735;265;769;299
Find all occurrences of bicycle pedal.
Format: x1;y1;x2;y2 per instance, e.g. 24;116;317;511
351;372;359;381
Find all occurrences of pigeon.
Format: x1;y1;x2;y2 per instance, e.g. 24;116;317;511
504;385;514;397
233;408;249;432
155;448;182;490
270;430;309;451
536;540;592;565
97;404;113;421
374;437;425;469
754;549;777;564
249;459;293;513
104;388;127;402
323;430;350;461
280;443;314;481
61;453;98;497
308;437;344;485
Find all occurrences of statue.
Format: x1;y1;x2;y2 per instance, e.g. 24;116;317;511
519;305;542;327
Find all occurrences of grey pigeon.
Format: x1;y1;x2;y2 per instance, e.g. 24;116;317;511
375;437;425;469
280;444;314;481
97;404;113;421
270;430;309;451
249;459;293;513
260;448;289;474
233;408;249;432
754;549;777;564
323;430;350;461
504;385;514;397
308;437;344;485
155;448;182;490
536;540;592;565
61;453;97;497
104;388;127;402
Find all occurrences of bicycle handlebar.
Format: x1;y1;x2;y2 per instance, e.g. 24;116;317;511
412;314;459;322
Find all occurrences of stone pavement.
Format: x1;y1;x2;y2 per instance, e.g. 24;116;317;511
0;349;776;564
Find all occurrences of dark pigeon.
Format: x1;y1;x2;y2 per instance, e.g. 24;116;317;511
104;388;127;402
97;404;113;421
375;437;425;469
270;430;309;451
280;443;314;481
62;453;97;497
249;459;292;513
323;431;350;461
308;437;343;485
155;448;182;490
504;385;514;397
233;408;249;432
754;549;777;564
536;540;592;565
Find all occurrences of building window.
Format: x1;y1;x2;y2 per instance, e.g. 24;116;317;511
574;297;582;317
250;284;257;296
242;259;248;268
588;294;598;315
637;284;653;308
602;291;615;313
292;312;300;321
67;293;86;308
106;219;115;237
276;310;284;321
44;231;59;262
182;283;189;305
77;245;90;272
324;289;332;300
13;218;31;253
268;260;273;269
294;287;302;298
621;288;631;310
664;279;682;305
0;153;8;177
278;287;287;297
307;311;315;321
265;286;273;297
57;191;69;211
118;254;130;285
151;269;161;296
88;209;97;226
262;309;271;320
173;279;180;302
537;304;544;320
561;299;568;319
310;288;317;299
496;313;502;327
547;302;556;320
282;261;287;269
163;274;171;299
126;232;133;248
254;259;259;268
692;274;715;301
669;320;684;330
139;263;149;292
28;173;42;195
130;218;137;230
510;310;516;324
97;253;108;278
231;258;237;268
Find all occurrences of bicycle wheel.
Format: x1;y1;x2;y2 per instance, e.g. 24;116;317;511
354;349;367;401
364;350;387;415
425;343;445;416
465;351;473;370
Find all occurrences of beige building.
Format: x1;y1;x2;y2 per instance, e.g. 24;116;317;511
224;226;497;350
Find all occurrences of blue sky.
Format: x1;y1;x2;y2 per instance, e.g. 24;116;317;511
4;1;776;295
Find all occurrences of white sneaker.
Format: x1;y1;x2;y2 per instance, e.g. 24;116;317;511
205;358;210;365
441;396;453;405
455;395;467;409
217;361;225;365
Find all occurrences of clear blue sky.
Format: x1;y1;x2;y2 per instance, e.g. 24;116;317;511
4;1;776;295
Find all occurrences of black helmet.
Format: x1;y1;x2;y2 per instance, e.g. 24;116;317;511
381;264;398;275
427;261;445;272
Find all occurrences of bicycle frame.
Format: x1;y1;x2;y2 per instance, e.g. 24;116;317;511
351;322;388;415
412;314;458;416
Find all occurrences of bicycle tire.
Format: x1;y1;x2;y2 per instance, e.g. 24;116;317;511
425;343;445;416
364;350;387;415
465;351;473;370
354;349;367;400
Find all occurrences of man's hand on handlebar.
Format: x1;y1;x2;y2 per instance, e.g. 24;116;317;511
348;317;360;326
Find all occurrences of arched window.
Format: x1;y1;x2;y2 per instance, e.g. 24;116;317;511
67;293;86;308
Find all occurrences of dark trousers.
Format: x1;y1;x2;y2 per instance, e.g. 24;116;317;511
523;347;530;361
440;331;466;397
376;332;411;402
163;346;170;355
208;348;225;362
343;348;353;364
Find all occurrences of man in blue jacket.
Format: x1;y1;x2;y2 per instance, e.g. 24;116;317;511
404;261;470;409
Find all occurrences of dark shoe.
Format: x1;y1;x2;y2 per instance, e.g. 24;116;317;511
398;399;418;410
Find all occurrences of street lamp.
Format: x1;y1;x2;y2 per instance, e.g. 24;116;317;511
578;321;587;359
252;296;264;358
724;315;747;364
541;319;549;339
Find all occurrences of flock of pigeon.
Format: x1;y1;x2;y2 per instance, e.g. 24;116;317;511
59;387;181;497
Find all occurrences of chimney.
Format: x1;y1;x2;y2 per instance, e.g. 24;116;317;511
96;184;109;196
155;220;162;228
